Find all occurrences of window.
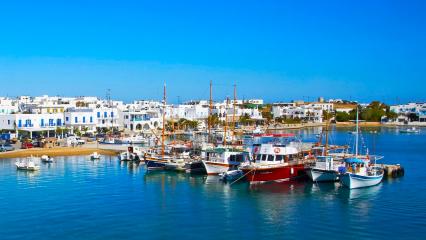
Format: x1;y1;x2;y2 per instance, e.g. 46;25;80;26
104;112;107;118
90;117;93;123
83;117;86;123
40;119;44;126
111;112;114;118
268;155;274;161
256;155;261;161
75;117;78;123
97;112;101;118
261;155;267;161
276;155;284;161
57;119;62;126
66;117;69;122
49;119;54;126
7;120;10;125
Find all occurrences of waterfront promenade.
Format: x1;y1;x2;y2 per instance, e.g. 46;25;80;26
0;144;121;159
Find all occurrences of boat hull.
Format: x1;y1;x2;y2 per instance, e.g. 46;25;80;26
145;159;167;170
202;161;235;175
242;164;306;183
164;162;186;172
307;168;339;182
340;172;383;189
185;161;206;174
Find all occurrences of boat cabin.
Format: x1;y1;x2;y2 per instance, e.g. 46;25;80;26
203;148;249;164
314;156;334;171
253;143;300;164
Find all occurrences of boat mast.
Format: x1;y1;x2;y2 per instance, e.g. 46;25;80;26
355;106;359;157
162;83;166;158
208;80;213;143
324;117;329;156
232;83;236;141
223;97;229;146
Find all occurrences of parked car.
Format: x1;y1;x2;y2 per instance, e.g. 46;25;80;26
21;141;34;149
66;136;86;146
0;144;15;152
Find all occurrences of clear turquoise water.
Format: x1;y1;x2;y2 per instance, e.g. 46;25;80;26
0;127;425;240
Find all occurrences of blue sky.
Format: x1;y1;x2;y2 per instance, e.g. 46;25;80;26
0;0;425;103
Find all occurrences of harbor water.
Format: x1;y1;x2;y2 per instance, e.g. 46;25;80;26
0;127;425;240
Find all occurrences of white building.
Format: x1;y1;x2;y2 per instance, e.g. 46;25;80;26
390;102;426;122
95;107;120;129
120;110;162;132
64;108;97;132
0;113;65;138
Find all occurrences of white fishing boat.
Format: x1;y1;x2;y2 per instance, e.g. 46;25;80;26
41;155;53;163
123;135;147;144
201;147;250;175
307;120;344;182
399;127;420;133
307;156;341;182
90;152;101;160
340;108;384;189
119;146;142;161
16;157;40;171
340;158;384;189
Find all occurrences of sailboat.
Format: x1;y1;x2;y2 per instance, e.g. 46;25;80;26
340;108;384;189
144;83;169;171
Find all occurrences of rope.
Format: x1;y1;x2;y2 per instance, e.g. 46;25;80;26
229;167;256;185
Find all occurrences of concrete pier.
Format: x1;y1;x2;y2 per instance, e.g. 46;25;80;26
382;164;405;178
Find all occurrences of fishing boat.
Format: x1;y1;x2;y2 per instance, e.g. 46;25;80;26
145;156;170;170
240;142;307;184
122;135;148;144
16;157;40;171
144;83;171;171
307;156;342;182
119;146;142;161
399;127;420;133
41;155;54;163
340;108;384;189
184;160;206;174
90;152;101;160
340;158;384;189
201;147;250;175
307;119;344;182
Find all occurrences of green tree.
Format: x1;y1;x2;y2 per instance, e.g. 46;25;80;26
240;114;254;126
335;112;351;122
207;114;220;128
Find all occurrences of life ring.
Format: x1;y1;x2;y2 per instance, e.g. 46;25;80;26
274;148;281;154
254;147;259;152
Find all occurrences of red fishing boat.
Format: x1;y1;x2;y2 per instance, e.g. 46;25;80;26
241;142;309;183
